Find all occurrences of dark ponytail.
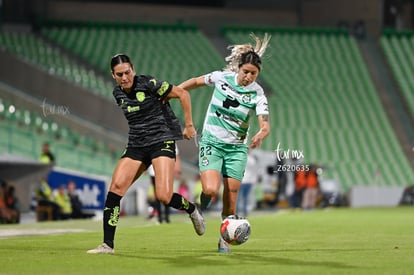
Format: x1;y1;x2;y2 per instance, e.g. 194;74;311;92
110;54;133;72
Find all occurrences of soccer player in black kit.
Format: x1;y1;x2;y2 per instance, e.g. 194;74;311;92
87;54;205;254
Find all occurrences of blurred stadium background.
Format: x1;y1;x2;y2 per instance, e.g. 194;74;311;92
0;0;413;215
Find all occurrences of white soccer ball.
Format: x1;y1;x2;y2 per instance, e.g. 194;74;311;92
220;215;251;245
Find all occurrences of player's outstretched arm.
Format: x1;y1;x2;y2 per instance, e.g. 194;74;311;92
178;76;206;91
167;85;196;140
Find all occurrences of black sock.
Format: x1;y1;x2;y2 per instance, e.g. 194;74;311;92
155;199;162;223
200;192;212;211
167;193;195;214
103;191;122;249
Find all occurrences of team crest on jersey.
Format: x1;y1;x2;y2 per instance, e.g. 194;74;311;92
241;94;252;104
136;92;145;102
201;157;209;166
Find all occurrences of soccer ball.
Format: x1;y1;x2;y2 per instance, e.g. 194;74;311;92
220;215;251;245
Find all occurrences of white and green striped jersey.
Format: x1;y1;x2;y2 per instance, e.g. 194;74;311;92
202;70;269;144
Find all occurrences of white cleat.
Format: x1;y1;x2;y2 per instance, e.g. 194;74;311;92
87;243;114;254
189;206;206;236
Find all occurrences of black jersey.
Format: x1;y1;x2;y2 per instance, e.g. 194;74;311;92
113;75;182;147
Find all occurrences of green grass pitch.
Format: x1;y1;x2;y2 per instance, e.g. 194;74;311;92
0;207;413;275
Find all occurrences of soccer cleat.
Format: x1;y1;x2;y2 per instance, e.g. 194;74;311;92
189;205;206;236
87;243;114;254
218;236;231;253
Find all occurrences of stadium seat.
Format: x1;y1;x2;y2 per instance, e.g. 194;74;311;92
36;205;53;222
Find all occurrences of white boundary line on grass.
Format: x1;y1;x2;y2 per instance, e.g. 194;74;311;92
0;228;89;238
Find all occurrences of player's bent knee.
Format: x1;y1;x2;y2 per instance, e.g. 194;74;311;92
109;181;127;195
203;186;218;197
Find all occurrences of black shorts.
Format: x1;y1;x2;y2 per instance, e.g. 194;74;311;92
121;140;176;168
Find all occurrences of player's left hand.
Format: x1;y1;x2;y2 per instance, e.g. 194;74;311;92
249;136;262;149
183;126;196;140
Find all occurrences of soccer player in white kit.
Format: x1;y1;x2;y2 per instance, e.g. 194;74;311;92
179;33;271;253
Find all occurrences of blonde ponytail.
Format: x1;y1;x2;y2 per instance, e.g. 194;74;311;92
224;33;271;72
